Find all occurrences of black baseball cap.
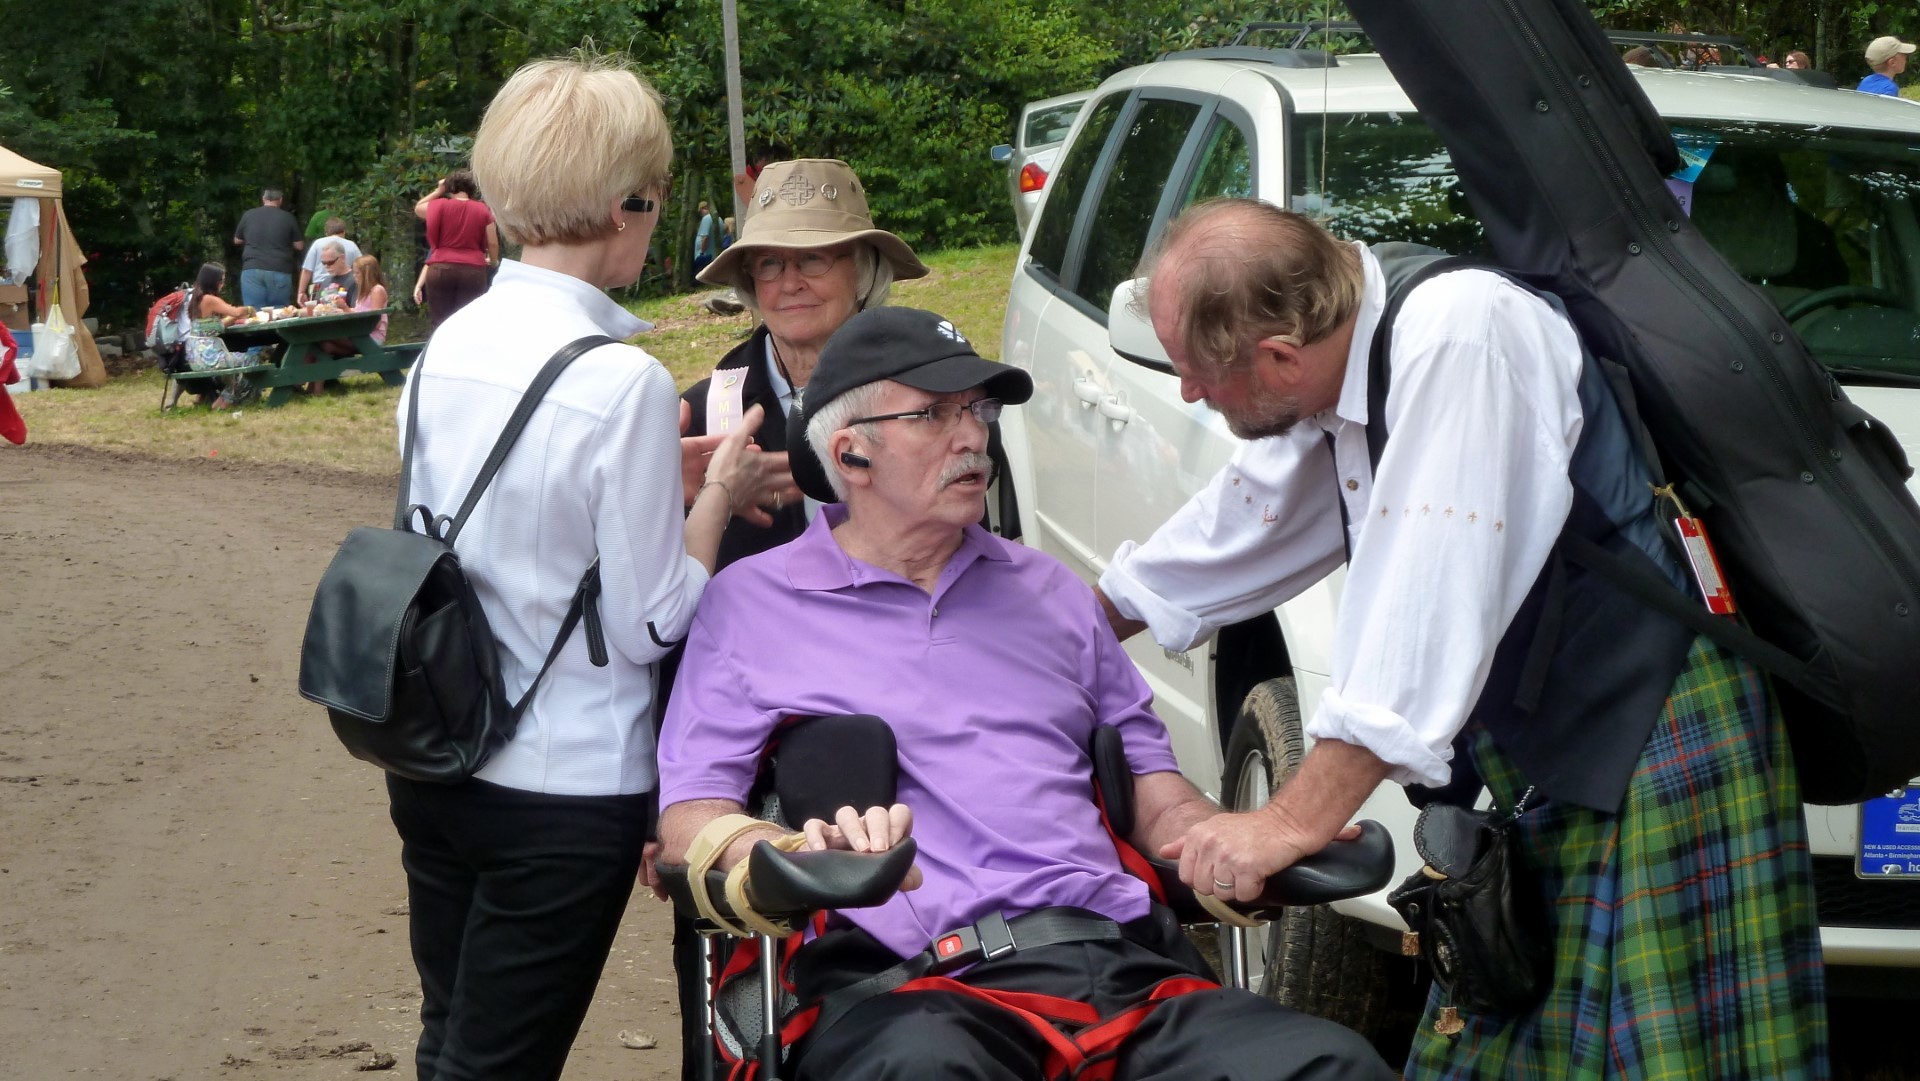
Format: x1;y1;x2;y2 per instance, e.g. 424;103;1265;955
786;307;1033;503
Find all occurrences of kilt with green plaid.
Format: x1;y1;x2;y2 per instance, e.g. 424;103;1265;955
1405;636;1828;1080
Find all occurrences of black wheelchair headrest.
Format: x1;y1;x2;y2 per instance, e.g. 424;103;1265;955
772;714;899;828
1090;726;1136;837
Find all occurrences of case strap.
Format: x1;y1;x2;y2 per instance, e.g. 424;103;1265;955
1557;533;1837;709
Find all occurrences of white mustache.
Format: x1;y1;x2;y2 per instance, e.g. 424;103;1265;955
939;452;995;487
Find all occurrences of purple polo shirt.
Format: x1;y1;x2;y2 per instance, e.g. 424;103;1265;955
659;506;1182;960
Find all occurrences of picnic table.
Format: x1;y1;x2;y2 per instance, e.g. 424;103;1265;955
200;308;422;407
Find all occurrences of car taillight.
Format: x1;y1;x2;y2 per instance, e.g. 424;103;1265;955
1018;163;1048;194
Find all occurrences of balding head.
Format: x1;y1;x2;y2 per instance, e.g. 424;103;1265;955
1138;199;1363;377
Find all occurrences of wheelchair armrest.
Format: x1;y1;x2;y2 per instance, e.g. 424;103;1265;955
656;861;733;921
655;839;918;927
747;838;918;915
1149;820;1396;923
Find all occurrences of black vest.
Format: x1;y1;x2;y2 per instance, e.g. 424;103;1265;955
1367;244;1697;813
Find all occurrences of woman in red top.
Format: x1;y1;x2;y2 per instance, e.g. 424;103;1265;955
412;167;501;330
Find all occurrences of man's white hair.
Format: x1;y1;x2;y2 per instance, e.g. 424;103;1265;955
805;381;889;500
320;239;344;257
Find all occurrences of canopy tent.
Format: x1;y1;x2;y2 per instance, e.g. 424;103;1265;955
0;144;105;387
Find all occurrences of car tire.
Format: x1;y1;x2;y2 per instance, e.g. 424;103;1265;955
1219;677;1417;1059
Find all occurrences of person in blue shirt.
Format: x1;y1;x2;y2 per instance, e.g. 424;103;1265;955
692;199;718;276
1858;35;1912;95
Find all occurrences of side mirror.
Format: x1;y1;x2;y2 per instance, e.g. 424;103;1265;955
1108;279;1171;369
990;144;1014;164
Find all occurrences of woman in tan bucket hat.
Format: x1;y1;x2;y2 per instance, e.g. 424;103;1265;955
682;158;930;564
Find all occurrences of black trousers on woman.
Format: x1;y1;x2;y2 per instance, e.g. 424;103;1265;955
387;773;653;1081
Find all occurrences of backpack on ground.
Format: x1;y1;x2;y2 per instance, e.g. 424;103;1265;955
1347;0;1920;803
145;285;191;376
296;335;614;783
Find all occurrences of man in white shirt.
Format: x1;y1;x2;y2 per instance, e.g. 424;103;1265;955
296;217;363;301
1100;199;1824;1078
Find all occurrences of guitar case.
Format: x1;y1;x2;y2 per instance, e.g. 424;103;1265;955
1345;0;1920;803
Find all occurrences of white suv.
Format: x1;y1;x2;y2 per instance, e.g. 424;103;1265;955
997;45;1920;1041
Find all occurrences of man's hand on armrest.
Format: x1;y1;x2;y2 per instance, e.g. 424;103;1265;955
800;804;923;891
1159;739;1387;903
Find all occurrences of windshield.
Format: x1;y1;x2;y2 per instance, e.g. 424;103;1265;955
1024;101;1086;150
1291;111;1920;381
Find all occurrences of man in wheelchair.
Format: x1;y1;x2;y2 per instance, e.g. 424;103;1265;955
658;307;1392;1081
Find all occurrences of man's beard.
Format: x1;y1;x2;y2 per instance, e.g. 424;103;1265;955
1220;384;1303;441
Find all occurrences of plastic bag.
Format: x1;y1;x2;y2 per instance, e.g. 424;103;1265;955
31;305;79;382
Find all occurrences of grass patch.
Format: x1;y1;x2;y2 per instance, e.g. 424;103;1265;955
7;244;1021;476
12;370;416;475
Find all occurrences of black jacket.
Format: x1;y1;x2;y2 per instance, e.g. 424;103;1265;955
681;324;810;569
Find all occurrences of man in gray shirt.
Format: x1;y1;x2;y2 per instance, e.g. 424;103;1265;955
232;188;304;309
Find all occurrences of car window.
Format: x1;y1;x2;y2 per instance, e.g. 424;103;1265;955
1290;111;1491;258
1180;117;1254;207
1291;109;1920;380
1678;123;1920;379
1024;102;1086;150
1075;98;1205;315
1029;95;1123;280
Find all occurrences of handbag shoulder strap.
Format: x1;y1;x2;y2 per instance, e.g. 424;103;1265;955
394;334;619;539
509;555;608;721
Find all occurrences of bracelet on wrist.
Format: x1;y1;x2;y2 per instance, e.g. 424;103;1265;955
698;479;735;514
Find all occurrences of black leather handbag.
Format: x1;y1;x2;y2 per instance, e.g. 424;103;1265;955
1387;792;1552;1029
297;335;614;783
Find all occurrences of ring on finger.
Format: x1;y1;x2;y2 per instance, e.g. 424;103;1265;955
772;492;782;511
1213;878;1235;891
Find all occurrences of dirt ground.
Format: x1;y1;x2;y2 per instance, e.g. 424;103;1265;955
0;444;682;1080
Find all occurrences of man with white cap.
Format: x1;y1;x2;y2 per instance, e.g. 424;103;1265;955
1859;35;1914;95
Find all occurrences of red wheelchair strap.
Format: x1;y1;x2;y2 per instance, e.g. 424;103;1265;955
1066;975;1216;1081
887;972;1217;1081
1093;786;1167;904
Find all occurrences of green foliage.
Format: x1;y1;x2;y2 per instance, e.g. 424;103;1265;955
4;0;1915;330
318;125;460;307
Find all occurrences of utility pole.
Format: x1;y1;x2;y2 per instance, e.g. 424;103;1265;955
723;0;747;224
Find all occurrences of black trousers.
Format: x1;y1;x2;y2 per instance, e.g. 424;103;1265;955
675;912;715;1081
386;774;653;1081
788;910;1395;1081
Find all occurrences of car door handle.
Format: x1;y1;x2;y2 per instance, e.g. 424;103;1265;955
1073;378;1103;407
1098;395;1134;424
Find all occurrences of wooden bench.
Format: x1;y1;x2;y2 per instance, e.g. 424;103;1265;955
383;341;426;367
168;363;276;385
162;363;277;409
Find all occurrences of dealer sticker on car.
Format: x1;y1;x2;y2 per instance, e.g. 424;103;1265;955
1858;781;1920;878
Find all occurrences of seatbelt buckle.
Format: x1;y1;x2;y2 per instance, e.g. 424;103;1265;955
930;913;1016;973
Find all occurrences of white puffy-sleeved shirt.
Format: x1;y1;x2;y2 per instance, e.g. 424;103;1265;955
1100;244;1586;788
395;259;709;796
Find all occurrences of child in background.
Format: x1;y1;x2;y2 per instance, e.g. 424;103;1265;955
351;255;390;344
